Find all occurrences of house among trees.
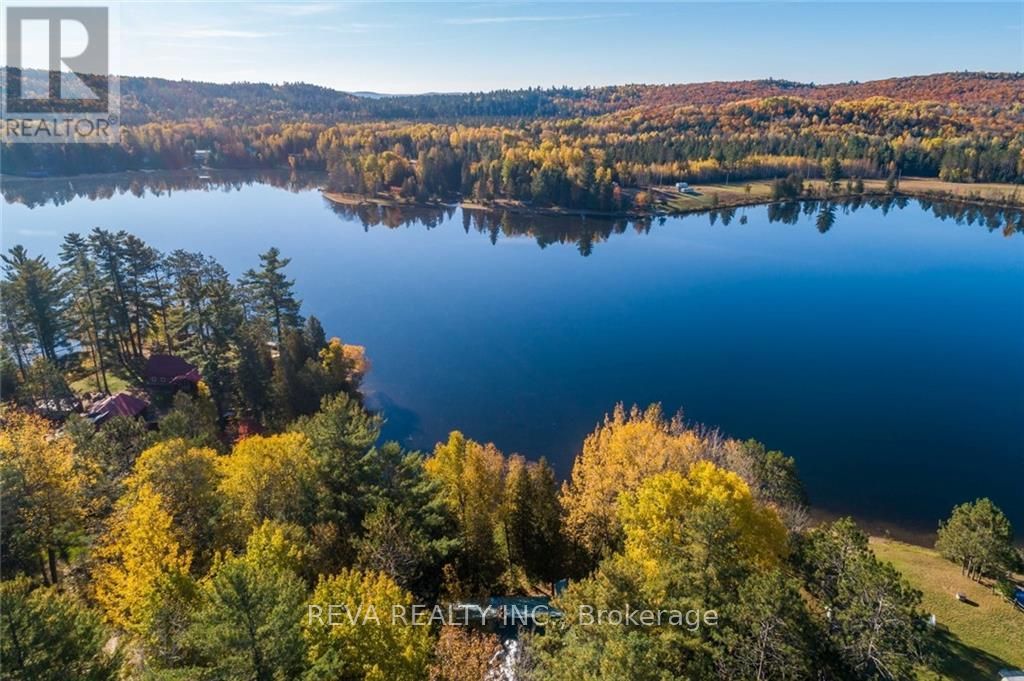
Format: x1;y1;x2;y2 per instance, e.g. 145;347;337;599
144;354;201;391
86;392;150;426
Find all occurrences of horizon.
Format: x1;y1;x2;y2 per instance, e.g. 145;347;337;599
59;68;1024;97
4;1;1018;93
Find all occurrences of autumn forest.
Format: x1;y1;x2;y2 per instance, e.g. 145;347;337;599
2;64;1023;681
3;71;1023;213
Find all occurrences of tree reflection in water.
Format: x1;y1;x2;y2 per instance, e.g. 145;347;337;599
5;170;1022;252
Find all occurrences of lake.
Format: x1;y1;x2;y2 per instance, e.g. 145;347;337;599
3;171;1023;541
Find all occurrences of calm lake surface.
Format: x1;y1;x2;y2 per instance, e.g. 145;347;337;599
4;172;1023;539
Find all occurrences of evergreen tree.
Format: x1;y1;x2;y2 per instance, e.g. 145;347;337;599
234;320;275;423
59;233;110;392
121;234;163;357
153;390;222;451
714;569;817;681
186;528;308;681
88;229;139;364
823;157;842;189
240;247;303;344
1;246;70;362
800;518;927;680
165;250;243;413
1;577;120;681
505;457;564;590
303;314;327;352
936;498;1015;580
357;441;459;599
291;394;382;564
0;280;31;381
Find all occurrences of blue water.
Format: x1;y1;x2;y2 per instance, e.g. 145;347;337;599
3;175;1022;537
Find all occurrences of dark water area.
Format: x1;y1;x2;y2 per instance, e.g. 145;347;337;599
4;171;1023;539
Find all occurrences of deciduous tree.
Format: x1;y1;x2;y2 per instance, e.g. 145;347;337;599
561;404;706;567
304;569;432;681
0;408;85;584
218;432;317;538
426;431;507;592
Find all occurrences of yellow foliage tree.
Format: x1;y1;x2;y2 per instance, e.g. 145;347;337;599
0;408;85;584
319;337;353;388
94;483;194;636
304;568;432;681
561;403;706;562
240;519;312;577
218;432;316;537
125;438;222;568
425;431;507;589
619;462;787;599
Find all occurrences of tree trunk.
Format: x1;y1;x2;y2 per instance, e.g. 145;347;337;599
47;547;59;584
84;288;110;392
154;271;173;351
39;552;51;586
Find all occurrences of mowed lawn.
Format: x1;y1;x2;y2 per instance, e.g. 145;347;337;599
69;370;133;395
870;537;1024;680
652;177;1023;214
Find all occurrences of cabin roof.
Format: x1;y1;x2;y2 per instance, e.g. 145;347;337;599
145;354;200;382
88;392;149;422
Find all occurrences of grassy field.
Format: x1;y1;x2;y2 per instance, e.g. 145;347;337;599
870;537;1024;680
69;371;133;395
652;177;1024;214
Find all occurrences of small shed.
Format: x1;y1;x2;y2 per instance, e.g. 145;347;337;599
145;354;201;389
87;392;150;425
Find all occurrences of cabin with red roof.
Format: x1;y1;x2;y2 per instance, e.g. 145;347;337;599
86;392;150;425
144;354;201;390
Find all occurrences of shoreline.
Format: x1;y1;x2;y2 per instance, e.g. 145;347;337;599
322;177;1024;221
4;169;1019;217
809;507;938;549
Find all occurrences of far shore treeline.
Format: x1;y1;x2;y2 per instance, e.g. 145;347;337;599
2;229;1021;680
2;70;1022;213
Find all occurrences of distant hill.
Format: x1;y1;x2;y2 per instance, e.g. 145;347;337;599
604;72;1024;108
3;69;1021;125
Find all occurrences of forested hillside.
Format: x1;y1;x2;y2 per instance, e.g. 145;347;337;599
3;70;1022;209
6;69;1020;123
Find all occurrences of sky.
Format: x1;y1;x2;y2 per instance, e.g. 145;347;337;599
14;1;1024;92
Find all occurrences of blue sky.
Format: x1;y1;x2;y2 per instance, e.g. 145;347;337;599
114;1;1023;92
